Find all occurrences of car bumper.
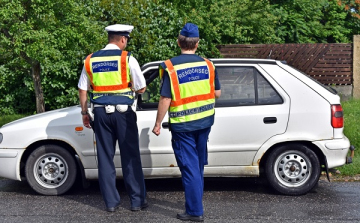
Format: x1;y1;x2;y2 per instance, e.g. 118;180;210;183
0;149;25;181
312;136;351;169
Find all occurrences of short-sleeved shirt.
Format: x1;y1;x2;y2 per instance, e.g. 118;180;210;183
78;44;146;91
159;54;221;98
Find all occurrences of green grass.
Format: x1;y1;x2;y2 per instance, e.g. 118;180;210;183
337;98;360;176
1;99;360;176
0;114;28;127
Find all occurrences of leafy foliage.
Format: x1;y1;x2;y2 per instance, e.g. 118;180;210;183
0;0;104;113
0;0;359;114
338;0;360;41
270;0;351;43
162;0;281;56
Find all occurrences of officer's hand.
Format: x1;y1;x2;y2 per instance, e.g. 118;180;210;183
82;115;92;129
152;124;161;136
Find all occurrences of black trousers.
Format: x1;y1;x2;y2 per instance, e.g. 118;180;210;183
93;106;146;208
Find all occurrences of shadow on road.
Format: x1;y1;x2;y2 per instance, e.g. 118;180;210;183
0;176;275;196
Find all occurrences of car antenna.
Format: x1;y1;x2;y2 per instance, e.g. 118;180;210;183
267;50;272;59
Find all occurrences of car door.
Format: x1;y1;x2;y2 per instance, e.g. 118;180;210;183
136;60;290;169
136;62;176;169
209;61;290;166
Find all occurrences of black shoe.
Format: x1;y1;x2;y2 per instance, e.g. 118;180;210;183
176;212;204;222
130;201;149;211
106;203;120;212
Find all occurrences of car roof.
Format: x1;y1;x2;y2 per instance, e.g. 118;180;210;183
141;58;279;71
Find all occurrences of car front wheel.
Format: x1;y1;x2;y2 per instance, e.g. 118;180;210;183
25;144;77;195
265;144;320;195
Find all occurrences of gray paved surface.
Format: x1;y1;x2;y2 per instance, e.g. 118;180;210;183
0;177;359;222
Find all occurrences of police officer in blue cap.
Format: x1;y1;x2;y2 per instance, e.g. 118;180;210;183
152;23;221;222
78;24;148;212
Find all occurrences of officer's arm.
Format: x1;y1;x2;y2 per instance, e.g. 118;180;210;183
215;90;221;99
135;87;146;94
214;69;221;99
79;89;92;129
79;89;88;113
152;96;171;136
129;56;146;94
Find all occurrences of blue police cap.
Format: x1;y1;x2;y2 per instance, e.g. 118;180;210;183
180;23;199;38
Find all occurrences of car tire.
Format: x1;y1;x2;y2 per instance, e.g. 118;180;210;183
25;144;77;195
265;143;320;196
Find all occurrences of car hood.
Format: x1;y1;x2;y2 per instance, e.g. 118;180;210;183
0;105;90;149
1;106;81;130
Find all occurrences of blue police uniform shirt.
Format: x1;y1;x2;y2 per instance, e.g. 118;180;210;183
159;54;221;132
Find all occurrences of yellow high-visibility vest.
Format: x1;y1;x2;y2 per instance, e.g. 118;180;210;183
161;58;215;130
84;50;134;104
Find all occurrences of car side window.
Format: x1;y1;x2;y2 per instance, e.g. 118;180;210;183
257;71;283;105
216;66;283;107
138;68;161;110
138;65;283;110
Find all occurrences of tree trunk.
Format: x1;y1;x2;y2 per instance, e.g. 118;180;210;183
32;61;45;113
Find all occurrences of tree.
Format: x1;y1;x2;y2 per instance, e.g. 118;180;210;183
0;0;103;113
161;0;281;49
337;0;360;40
1;0;359;115
95;0;183;64
270;0;351;43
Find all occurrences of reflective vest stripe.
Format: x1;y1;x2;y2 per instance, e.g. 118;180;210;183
85;53;94;87
164;59;181;101
84;51;131;92
166;59;215;107
120;51;128;89
204;58;215;92
169;103;215;118
159;68;164;80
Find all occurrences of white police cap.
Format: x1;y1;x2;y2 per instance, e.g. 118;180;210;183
105;24;134;36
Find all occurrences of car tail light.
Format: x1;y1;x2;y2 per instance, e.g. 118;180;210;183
331;104;343;128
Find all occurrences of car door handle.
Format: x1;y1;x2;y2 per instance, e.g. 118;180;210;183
263;117;277;124
162;122;169;129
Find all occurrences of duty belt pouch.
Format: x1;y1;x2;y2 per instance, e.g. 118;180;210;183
116;105;128;113
105;105;115;113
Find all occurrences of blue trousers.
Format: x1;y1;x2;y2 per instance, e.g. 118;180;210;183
93;106;146;208
171;127;211;216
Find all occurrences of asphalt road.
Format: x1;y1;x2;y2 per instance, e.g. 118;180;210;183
0;177;359;223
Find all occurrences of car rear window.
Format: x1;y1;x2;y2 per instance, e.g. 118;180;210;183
280;62;338;95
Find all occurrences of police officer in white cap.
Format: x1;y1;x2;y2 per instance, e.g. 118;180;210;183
78;24;148;212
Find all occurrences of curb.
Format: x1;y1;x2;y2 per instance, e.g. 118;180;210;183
320;173;360;182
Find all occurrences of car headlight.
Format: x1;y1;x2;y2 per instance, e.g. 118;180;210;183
0;133;2;144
